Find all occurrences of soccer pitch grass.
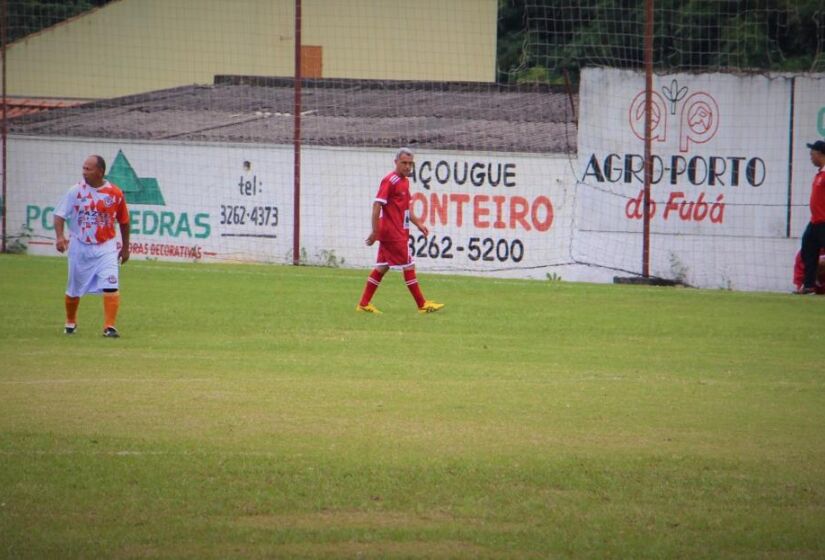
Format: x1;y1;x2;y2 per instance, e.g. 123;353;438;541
1;255;824;559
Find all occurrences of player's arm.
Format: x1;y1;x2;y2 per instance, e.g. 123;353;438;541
410;213;429;237
365;201;382;246
119;221;130;264
54;216;69;253
117;195;130;264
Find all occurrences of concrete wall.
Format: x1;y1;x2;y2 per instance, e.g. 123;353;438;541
4;131;805;292
4;0;497;99
575;69;825;292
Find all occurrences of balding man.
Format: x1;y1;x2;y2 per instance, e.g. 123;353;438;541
54;155;130;336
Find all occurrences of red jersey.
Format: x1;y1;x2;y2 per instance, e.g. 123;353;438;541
54;180;129;244
810;166;825;224
375;171;411;242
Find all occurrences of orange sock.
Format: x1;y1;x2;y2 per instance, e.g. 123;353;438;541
103;292;120;329
65;295;80;325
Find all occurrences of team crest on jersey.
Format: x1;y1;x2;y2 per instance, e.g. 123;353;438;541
101;195;115;207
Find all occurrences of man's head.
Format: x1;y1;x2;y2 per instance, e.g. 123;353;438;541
83;155;106;187
394;147;414;177
807;140;825;168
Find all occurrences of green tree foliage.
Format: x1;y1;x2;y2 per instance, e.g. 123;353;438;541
497;0;824;84
4;0;112;44
5;1;821;80
497;0;529;82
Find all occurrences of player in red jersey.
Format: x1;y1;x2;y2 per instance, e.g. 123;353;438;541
54;155;130;336
797;139;825;294
356;147;444;314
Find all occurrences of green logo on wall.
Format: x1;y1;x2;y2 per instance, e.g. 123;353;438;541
818;107;825;137
106;150;165;206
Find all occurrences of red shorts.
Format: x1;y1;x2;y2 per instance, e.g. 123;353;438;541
376;237;413;268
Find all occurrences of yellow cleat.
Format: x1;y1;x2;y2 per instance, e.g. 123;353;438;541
356;303;382;314
418;301;445;314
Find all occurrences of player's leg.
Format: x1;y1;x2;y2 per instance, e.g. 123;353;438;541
801;223;825;292
357;268;386;309
381;238;444;313
402;264;445;313
379;238;427;309
814;226;825;291
91;246;121;336
357;248;389;312
64;295;80;334
102;290;120;337
817;250;825;294
387;238;444;313
402;264;426;308
63;243;92;333
800;223;819;291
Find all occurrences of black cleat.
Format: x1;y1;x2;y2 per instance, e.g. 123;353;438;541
64;324;76;334
102;327;120;338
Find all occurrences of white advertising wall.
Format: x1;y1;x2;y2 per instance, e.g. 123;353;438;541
301;148;574;273
5;70;823;293
791;75;825;237
576;68;803;291
5;137;575;279
7;138;296;262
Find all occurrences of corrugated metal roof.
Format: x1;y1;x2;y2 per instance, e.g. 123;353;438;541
2;98;84;119
7;77;578;154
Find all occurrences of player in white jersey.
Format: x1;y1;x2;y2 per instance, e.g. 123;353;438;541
54;155;130;337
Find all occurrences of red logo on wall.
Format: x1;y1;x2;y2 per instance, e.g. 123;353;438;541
628;79;720;153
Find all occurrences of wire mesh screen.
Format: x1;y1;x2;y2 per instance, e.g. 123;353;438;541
2;0;823;291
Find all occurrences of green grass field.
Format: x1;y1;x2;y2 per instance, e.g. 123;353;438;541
1;254;824;559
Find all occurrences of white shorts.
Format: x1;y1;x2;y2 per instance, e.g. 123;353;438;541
65;239;120;297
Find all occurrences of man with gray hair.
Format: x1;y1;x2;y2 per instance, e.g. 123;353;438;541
356;147;444;314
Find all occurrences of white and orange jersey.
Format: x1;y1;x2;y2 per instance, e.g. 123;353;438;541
54;180;129;244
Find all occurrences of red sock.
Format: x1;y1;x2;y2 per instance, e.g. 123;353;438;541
359;269;385;306
403;268;426;308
